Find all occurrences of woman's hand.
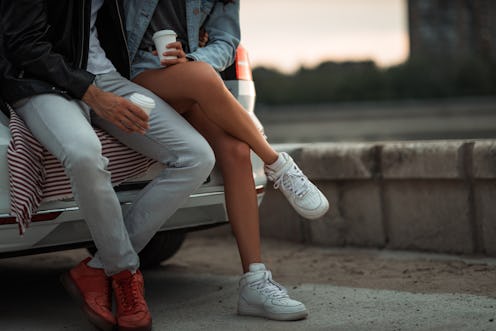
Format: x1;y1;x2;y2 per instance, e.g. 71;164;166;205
153;30;209;67
199;28;209;48
155;41;189;67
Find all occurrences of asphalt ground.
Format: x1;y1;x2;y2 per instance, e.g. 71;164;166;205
0;231;495;331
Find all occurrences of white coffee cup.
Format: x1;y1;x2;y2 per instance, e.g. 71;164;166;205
129;93;155;116
152;29;178;62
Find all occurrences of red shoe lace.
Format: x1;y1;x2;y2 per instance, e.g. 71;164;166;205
115;274;144;314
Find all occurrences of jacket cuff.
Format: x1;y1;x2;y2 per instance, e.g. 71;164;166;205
69;71;96;100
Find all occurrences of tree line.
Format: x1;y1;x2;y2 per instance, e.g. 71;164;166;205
252;56;496;106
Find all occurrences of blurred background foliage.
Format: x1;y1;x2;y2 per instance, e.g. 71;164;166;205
253;56;496;106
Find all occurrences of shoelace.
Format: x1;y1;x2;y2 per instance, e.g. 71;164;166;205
272;164;309;198
115;275;142;313
250;271;289;300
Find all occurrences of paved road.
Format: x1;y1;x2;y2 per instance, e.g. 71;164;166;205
1;233;495;331
257;97;496;143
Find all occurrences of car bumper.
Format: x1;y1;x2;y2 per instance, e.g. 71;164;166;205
0;152;266;256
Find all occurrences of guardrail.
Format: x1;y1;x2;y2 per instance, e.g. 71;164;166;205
258;140;496;257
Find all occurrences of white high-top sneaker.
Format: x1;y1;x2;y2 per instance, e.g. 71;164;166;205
238;263;308;321
265;152;329;220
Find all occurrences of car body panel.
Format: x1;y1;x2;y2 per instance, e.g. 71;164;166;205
0;77;266;257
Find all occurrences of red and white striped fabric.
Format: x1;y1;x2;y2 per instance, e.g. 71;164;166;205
7;108;157;234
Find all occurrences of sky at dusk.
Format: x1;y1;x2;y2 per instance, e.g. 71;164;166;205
239;0;409;73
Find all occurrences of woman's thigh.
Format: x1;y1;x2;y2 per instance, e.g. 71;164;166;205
133;62;223;113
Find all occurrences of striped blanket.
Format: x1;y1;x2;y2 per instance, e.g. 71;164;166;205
7;108;157;234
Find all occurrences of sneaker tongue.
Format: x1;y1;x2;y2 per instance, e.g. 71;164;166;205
249;263;267;272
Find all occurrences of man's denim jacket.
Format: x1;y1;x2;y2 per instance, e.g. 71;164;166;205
124;0;240;78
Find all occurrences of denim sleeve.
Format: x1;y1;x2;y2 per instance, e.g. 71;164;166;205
187;1;240;72
124;0;158;65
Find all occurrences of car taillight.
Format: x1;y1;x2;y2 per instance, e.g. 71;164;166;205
235;45;253;81
0;212;62;225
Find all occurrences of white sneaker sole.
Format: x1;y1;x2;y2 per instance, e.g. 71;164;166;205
291;193;330;220
238;302;308;321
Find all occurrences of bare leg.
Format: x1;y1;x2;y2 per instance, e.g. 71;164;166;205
133;62;279;165
184;104;310;321
183;105;262;273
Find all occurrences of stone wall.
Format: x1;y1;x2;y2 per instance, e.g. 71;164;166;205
258;140;496;256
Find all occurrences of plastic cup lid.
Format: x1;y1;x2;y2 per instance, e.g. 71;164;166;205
152;29;177;40
130;93;155;109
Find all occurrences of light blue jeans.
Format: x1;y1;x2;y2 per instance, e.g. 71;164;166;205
14;71;215;275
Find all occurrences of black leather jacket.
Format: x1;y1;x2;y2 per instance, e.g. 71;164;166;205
0;0;131;105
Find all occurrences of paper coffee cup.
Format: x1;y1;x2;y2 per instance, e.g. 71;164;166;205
152;29;177;62
129;93;155;116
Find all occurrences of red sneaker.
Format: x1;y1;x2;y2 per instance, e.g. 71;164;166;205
112;270;152;331
60;257;115;331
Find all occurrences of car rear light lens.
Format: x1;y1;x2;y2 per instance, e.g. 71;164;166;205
0;216;16;225
32;212;63;222
0;212;62;225
235;45;253;81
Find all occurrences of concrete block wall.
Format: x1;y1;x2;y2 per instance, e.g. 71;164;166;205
258;140;496;257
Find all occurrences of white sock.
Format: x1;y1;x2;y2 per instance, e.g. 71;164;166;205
248;263;266;273
266;153;286;171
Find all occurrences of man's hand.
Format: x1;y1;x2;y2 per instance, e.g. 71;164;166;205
82;85;149;134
